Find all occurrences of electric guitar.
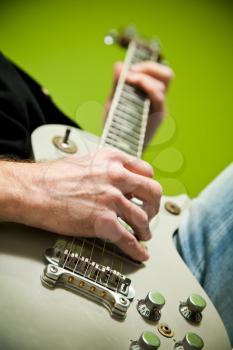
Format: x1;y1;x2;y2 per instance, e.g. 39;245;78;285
0;29;231;350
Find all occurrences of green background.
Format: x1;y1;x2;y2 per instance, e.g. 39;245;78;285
1;0;232;197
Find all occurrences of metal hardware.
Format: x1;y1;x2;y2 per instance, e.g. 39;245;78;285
130;331;161;350
179;294;206;324
42;239;135;319
137;291;165;321
50;265;58;273
157;323;174;338
174;333;204;350
164;201;181;215
42;263;130;319
52;128;78;154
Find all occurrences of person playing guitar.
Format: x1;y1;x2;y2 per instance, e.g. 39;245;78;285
0;51;232;345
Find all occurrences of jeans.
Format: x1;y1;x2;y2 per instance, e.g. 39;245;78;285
174;163;233;345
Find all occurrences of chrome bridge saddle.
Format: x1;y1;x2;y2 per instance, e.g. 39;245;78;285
41;237;137;319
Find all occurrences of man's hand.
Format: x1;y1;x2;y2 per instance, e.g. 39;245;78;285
106;61;173;145
0;149;162;261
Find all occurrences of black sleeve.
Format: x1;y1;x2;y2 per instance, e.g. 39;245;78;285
0;53;80;159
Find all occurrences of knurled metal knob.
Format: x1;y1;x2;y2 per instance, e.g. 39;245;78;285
179;294;206;324
182;333;204;350
137;291;165;321
187;294;206;313
146;291;165;310
138;331;161;350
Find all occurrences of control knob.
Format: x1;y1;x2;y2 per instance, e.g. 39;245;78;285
137;291;165;321
130;331;161;350
175;332;204;350
179;294;206;324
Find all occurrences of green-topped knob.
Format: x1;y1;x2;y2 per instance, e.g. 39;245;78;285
179;294;207;324
146;291;165;310
138;331;161;350
182;332;204;350
137;291;165;321
187;294;206;313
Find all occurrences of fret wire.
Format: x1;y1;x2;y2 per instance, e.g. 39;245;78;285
111;116;140;131
100;41;137;149
123;84;145;98
107;135;139;152
114;110;142;127
121;90;146;105
117;105;143;122
116;104;142;122
106;133;138;151
111;120;140;139
110;121;140;136
108;128;140;147
119;95;144;110
106;143;137;157
122;83;146;98
121;94;145;108
104;140;137;156
112;118;141;136
110;117;141;136
105;135;133;149
119;95;144;109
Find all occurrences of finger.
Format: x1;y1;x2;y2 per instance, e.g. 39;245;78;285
120;172;162;220
115;194;152;241
123;157;154;178
95;212;149;262
125;71;166;109
115;219;150;261
131;61;173;87
108;149;154;179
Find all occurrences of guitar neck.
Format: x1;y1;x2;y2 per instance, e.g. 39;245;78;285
100;40;159;158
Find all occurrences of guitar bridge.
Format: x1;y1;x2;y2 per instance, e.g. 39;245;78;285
41;237;136;319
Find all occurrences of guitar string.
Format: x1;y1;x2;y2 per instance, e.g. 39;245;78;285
62;237;75;269
72;238;85;273
98;42;137;273
59;43;135;274
116;261;123;292
84;238;96;278
98;43;153;286
62;44;157;291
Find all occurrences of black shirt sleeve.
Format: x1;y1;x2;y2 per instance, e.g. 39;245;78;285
0;52;80;159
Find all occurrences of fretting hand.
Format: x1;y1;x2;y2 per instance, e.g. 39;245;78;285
105;61;173;145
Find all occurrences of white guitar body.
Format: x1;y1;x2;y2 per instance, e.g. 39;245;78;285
0;124;231;350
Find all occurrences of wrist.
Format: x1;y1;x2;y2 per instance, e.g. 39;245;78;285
0;161;48;225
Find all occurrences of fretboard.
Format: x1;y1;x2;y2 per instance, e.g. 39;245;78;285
100;40;159;158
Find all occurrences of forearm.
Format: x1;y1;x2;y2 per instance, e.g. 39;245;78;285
0;160;43;224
